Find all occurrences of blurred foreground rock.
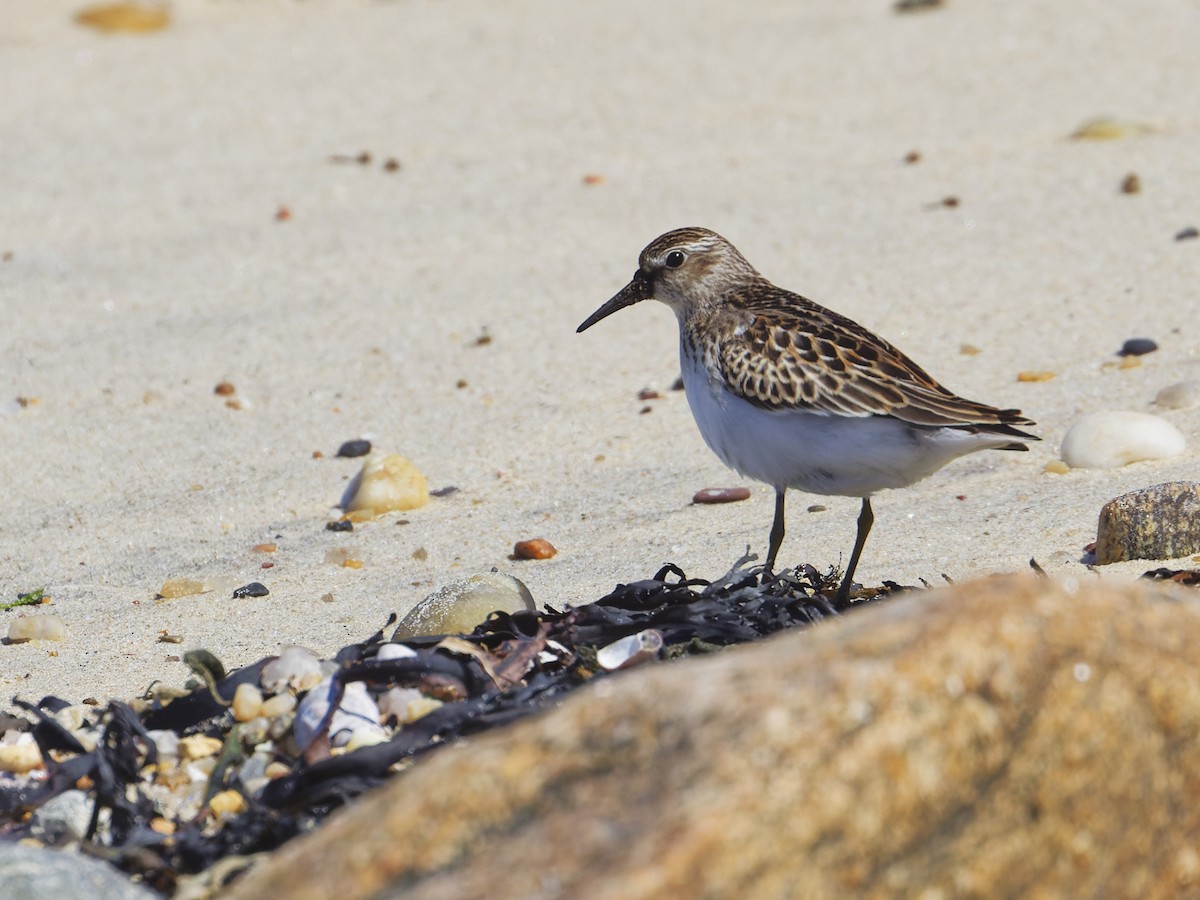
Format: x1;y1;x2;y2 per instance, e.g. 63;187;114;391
229;576;1200;900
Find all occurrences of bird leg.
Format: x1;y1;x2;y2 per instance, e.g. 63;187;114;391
765;488;786;576
836;497;874;602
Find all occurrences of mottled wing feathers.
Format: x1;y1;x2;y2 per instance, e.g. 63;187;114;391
714;285;1037;437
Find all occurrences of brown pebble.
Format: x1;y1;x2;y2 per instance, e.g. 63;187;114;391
582;174;605;185
639;405;653;415
693;487;751;504
412;548;429;561
514;539;557;560
214;382;236;396
383;158;401;172
637;388;662;401
903;150;922;164
252;543;277;553
1017;371;1057;382
1120;173;1141;194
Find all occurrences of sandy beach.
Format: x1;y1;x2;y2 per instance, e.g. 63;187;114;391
2;0;1198;704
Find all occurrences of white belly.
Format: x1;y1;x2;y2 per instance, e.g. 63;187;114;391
679;346;1013;497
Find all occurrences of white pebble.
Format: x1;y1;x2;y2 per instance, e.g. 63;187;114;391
1155;380;1200;410
261;693;297;718
1060;412;1186;469
375;642;419;661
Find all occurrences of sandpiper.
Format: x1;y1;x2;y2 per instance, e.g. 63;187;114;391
578;227;1039;600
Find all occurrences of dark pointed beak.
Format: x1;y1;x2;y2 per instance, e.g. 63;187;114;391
577;270;653;333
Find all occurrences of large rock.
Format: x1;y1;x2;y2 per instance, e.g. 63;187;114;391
229;577;1200;900
1095;481;1200;564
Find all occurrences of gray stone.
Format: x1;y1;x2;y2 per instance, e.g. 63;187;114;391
392;573;535;639
28;789;93;843
1095;481;1200;564
0;844;157;900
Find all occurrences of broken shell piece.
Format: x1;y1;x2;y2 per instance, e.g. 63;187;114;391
7;614;66;643
375;643;419;662
260;645;327;693
340;452;428;516
596;629;664;672
294;677;386;762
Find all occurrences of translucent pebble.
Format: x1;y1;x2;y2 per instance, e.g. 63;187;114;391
1060;412;1185;469
158;578;206;599
340;452;429;516
1155;381;1200;410
232;683;264;722
7;614;65;643
147;729;178;758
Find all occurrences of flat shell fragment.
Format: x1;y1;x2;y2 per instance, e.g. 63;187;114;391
1096;482;1200;564
597;629;664;671
1060;411;1185;469
341;452;428;516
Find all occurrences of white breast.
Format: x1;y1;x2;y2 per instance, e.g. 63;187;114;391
678;341;1017;497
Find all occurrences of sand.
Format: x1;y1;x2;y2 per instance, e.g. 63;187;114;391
2;0;1198;704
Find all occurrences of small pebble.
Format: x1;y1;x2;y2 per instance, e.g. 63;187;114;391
232;581;269;599
336;439;372;458
1043;460;1070;475
513;539;557;560
1095;482;1200;564
1155;381;1200;410
807;504;828;513
1117;337;1157;357
261;693;298;718
1017;371;1056;383
1176;226;1199;241
692;487;751;504
0;741;43;773
1120;173;1141;194
158;578;206;599
208;789;246;817
213;382;236;396
251;543;277;553
1060;411;1185;469
325;519;353;532
178;735;222;761
232;683;264;722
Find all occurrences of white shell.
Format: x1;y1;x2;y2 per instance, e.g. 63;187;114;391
1060;411;1185;469
294;677;386;752
596;629;664;672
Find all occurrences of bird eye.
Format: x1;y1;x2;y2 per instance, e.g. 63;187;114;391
664;250;686;269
